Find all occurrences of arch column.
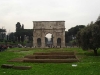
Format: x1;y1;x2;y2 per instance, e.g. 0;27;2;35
33;36;37;47
41;37;45;48
41;32;45;48
53;34;57;47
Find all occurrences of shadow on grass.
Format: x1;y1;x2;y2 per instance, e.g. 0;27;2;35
84;50;100;56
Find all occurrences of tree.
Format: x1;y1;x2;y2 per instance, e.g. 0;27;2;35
76;20;100;56
65;25;85;43
16;22;21;32
9;32;15;41
0;29;6;40
68;25;85;36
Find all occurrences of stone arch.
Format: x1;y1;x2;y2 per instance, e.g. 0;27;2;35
33;21;65;48
45;33;53;48
57;38;61;47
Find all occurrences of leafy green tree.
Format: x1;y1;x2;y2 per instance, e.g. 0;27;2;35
9;32;15;41
76;20;100;56
65;25;85;43
16;22;21;32
65;31;72;43
68;25;85;36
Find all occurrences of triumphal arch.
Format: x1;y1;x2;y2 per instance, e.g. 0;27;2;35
33;21;65;48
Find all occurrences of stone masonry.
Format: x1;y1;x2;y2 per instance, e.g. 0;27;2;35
33;21;65;48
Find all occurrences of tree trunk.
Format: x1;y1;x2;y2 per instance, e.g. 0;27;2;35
94;49;98;56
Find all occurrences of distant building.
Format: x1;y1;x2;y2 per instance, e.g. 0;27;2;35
0;28;6;40
15;22;33;42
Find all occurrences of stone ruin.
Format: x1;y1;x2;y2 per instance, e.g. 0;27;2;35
8;51;79;63
33;21;65;48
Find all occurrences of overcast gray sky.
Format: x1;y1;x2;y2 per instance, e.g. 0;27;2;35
0;0;100;33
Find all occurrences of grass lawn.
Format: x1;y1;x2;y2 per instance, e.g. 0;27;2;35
0;48;100;75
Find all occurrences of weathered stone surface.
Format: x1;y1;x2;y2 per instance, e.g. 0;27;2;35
24;55;76;59
8;51;79;63
23;51;79;63
33;21;65;48
33;52;75;55
1;64;32;70
1;64;14;68
23;59;79;63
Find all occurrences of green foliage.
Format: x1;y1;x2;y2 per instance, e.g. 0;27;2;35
65;25;85;43
0;29;6;32
76;20;100;55
68;25;85;36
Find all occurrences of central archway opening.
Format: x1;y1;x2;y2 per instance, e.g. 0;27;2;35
45;33;53;48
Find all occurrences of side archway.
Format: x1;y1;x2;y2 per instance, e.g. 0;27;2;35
37;38;41;47
57;38;61;47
